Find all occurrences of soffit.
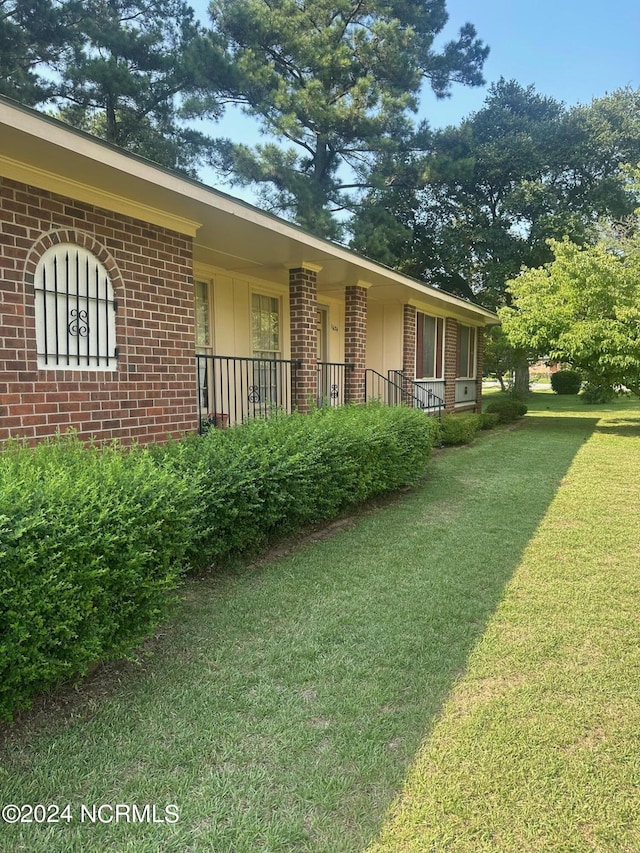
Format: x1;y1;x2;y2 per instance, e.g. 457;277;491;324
0;100;499;326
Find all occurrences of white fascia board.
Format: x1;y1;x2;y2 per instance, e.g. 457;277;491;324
1;98;498;324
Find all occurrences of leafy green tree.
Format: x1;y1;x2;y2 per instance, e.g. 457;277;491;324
483;325;520;391
353;81;640;392
500;237;640;397
206;0;488;238
353;81;560;301
349;127;430;265
54;0;230;174
0;0;79;104
354;81;640;307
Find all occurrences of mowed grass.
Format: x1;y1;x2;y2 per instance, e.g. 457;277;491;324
367;393;640;853
0;393;637;852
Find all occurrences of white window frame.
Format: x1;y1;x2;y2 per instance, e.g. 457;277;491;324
194;279;214;355
457;324;477;379
416;313;444;380
251;291;282;359
35;243;117;371
249;290;283;409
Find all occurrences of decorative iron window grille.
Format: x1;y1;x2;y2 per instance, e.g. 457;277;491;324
34;244;117;369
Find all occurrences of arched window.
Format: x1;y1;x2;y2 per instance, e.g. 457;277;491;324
34;244;117;369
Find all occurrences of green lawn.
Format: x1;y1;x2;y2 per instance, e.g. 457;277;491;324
1;393;638;852
368;393;640;853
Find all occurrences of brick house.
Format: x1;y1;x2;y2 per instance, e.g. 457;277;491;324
0;98;498;445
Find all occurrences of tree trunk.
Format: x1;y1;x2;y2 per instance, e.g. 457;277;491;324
513;353;530;396
106;92;118;144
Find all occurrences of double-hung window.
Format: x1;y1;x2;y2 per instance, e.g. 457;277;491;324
195;280;213;355
251;293;281;405
457;324;476;378
251;293;280;359
416;313;444;379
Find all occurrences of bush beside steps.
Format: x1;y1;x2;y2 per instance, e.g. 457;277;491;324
435;405;520;447
484;398;528;423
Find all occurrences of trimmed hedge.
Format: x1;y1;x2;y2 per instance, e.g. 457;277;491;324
484;398;528;423
1;404;435;719
551;370;582;395
479;412;500;430
437;413;481;446
154;404;438;569
0;437;193;720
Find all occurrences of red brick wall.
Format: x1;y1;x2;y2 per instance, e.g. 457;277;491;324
0;178;197;444
444;317;458;412
475;327;484;413
344;284;367;404
289;267;317;413
402;304;417;403
402;305;416;382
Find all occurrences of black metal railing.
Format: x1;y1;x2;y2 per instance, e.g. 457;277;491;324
199;356;447;430
364;368;444;418
316;361;352;407
388;370;444;417
197;354;300;431
365;369;424;409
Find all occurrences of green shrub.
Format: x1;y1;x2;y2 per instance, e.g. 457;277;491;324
479;412;500;430
0;405;437;720
156;404;437;569
580;382;616;404
484;399;528;423
550;369;582;395
437;413;481;445
0;435;194;721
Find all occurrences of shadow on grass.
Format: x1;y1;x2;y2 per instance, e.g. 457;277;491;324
345;413;602;851
0;413;602;853
593;416;640;438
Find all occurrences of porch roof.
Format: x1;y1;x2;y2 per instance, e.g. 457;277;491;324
0;97;498;326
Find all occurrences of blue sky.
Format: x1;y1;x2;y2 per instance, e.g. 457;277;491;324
189;0;640;193
419;0;640;127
